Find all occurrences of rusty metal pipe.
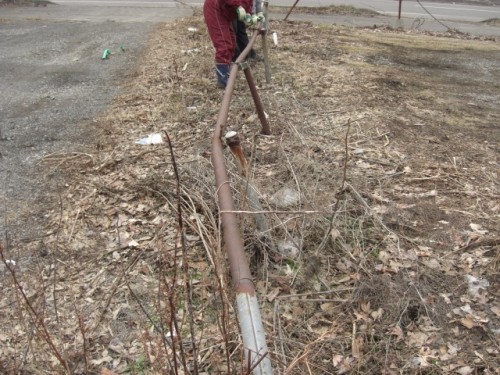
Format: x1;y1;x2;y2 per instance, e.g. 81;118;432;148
225;132;276;253
243;67;271;135
211;27;273;375
236;25;271;135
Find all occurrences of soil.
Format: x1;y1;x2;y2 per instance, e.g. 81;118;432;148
0;4;499;375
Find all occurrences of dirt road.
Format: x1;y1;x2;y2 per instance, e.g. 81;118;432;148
0;3;193;240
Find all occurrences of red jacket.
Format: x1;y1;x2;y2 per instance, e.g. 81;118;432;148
204;0;253;64
205;0;252;22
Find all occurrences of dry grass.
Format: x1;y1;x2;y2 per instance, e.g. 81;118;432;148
269;5;379;17
1;12;499;375
483;18;500;26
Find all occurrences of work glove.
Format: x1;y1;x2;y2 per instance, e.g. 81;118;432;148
244;14;258;27
236;6;247;22
256;12;265;23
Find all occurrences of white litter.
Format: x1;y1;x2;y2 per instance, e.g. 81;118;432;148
182;48;200;55
465;275;490;297
135;133;163;145
272;32;278;46
277;238;301;259
270;187;300;208
469;223;488;235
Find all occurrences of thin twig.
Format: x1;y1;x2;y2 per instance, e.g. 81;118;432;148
91;251;140;334
75;302;89;374
125;282;176;371
165;131;199;374
316;119;351;255
221;209;321;214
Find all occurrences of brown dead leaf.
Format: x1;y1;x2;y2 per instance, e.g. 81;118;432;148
330;228;341;241
491;305;500;317
456;366;474;375
101;369;119;375
332;354;344;367
371;308;384;321
338;356;354;374
266;287;280;302
352;336;364;358
320;302;334;312
407;331;430;347
390;325;404;342
460;315;475;329
360;301;371;314
354;310;369;321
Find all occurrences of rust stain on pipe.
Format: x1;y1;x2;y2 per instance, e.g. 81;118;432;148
225;131;248;176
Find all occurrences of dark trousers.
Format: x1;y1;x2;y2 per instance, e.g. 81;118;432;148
232;20;256;61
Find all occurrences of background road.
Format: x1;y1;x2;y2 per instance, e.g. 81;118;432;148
53;0;500;22
0;2;192;240
270;0;500;22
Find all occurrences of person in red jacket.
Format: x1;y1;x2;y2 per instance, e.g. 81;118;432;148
203;0;262;88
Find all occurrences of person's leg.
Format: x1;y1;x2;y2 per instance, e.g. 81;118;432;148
204;1;235;87
232;20;257;61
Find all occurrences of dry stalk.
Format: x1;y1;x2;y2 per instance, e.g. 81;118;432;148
185;193;233;373
158;243;182;375
344;182;402;243
221;209;321;215
39;151;94;164
181;189;217;268
164;131;199;374
315;118;351;256
0;243;69;373
273;300;288;369
283;325;338;375
279;133;303;208
52;183;65;325
183;168;234;371
284;345;311;374
125;282;176;371
243;348;270;375
74;302;89;374
91;248;141;334
147;161;233;372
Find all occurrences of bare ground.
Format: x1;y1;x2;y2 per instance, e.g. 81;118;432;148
1;9;499;375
